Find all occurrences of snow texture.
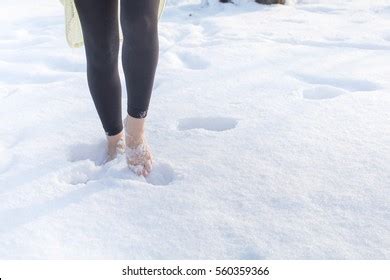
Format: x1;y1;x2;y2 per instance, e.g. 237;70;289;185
0;0;389;259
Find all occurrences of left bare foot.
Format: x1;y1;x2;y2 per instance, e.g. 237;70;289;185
105;131;125;163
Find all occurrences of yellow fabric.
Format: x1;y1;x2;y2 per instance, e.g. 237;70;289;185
59;0;166;48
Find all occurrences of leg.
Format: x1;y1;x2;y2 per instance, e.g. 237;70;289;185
120;0;160;176
74;0;123;137
120;0;160;119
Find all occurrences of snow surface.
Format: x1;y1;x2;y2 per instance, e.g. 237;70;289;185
0;0;389;259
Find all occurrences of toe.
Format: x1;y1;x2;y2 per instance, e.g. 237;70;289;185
145;160;152;173
142;169;148;177
129;164;143;176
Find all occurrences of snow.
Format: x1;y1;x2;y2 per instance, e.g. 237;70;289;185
0;0;389;259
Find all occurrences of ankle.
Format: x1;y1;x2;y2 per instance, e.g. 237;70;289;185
107;130;124;144
124;114;146;143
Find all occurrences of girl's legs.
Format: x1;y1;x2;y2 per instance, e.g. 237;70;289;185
74;0;160;174
120;0;160;176
74;0;124;160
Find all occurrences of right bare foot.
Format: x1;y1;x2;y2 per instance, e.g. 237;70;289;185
124;115;153;177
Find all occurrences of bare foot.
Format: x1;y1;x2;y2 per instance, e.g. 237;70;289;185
104;131;125;163
124;114;153;176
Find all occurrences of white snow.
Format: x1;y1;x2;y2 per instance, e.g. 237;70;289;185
0;0;389;259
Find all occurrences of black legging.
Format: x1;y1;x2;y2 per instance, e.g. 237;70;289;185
74;0;160;136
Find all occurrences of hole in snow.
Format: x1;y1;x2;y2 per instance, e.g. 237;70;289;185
177;117;238;132
302;86;348;100
145;162;175;186
67;141;107;165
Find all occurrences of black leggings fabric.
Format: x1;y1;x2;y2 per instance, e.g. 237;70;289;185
74;0;160;136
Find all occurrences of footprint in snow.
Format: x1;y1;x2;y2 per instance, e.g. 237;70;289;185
302;86;348;100
177;117;238;132
298;5;345;15
58;161;102;186
293;73;380;92
145;162;175;186
67;140;108;165
176;51;210;70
